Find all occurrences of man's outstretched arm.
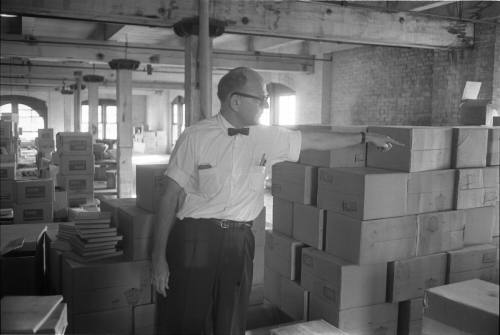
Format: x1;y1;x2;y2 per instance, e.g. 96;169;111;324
151;176;186;297
301;131;404;151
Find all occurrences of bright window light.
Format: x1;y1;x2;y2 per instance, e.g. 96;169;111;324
278;95;296;125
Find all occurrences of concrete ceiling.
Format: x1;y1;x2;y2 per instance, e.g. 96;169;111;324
1;0;498;92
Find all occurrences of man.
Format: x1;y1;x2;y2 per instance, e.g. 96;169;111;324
152;67;402;335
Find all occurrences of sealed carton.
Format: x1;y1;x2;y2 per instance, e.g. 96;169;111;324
325;212;417;264
367;126;452;172
397;299;424;335
16;179;54;204
272;198;293;237
57;174;93;195
317;167;407;220
454;167;499;209
301;247;387;309
292;203;325;250
387;253;447;302
56;132;92;155
58;154;94;175
462;206;495;245
136;164;169;213
416;210;465;256
423;279;498;335
406;169;455;215
264;230;305;281
13;202;53;224
451;126;488;168
117;206;156;260
0;180;15;208
99;198;136;227
272;162;317;205
487;127;499;166
447;244;497;283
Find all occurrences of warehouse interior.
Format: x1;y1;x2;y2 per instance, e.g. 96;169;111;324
1;0;499;334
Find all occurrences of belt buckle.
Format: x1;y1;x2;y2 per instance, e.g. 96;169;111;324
219;219;230;229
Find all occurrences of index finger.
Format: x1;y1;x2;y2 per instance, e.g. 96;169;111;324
387;137;405;147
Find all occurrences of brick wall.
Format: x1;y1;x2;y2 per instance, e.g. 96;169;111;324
432;23;496;125
329;46;434;126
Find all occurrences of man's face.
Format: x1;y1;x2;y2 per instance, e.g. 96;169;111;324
232;73;269;126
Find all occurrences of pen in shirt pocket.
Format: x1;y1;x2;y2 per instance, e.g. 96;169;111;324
258;154;266;166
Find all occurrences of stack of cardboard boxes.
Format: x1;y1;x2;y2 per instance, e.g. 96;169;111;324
55;132;94;208
265;125;499;335
13;178;54;224
0;119;17;217
35;128;55;179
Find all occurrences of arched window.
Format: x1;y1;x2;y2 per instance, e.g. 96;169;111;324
81;99;117;140
0;96;47;142
260;83;296;126
171;96;185;149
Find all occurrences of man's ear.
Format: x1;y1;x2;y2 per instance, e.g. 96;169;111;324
229;95;240;110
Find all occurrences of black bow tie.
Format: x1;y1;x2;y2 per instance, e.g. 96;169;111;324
228;128;249;136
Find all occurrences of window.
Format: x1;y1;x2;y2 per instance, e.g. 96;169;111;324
81;100;117;140
0;102;45;141
171;96;185;149
259;83;296;126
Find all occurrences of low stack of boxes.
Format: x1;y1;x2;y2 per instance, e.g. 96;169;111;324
36;128;55;178
0;119;17;216
13;178;54;224
265;125;499;335
55;132;95;208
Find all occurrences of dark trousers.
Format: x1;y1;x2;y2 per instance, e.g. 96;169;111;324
156;218;255;335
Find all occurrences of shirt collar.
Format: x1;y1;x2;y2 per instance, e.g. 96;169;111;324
217;113;234;131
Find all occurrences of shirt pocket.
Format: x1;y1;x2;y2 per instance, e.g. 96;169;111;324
198;167;221;197
248;166;266;192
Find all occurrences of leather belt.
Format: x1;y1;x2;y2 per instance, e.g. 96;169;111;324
210;218;253;229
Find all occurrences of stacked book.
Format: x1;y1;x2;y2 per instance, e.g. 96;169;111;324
58;210;122;262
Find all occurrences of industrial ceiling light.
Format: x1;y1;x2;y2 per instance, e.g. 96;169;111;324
0;13;17;18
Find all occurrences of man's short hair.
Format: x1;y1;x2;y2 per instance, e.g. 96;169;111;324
217;67;250;102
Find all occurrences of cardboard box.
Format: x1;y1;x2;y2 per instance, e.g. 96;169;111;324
487;127;499;166
292;203;325;250
367;126;452;172
325;212;417;264
0;139;16;154
280;276;308;321
462;206;495;245
272;162;317;205
406;169;455;215
117;206;156;260
0;153;15;163
0;119;13;139
67;193;94;208
451;127;488;168
48;247;63;294
447;244;497;283
136;164;169;213
300;247;387;309
0;179;15;208
272;197;293;237
416;210;465;256
397;298;424;335
262;266;308;321
14;202;53;224
100;198;136;228
134;304;156;335
56;132;93;155
317;167;408;220
454;167;499;209
0;162;16;180
308;295;398;334
62;258;152;315
38;128;54;141
15;178;54;204
71;307;133;335
264;230;305;281
387;253;447;302
423;279;498;335
58;154;95;175
53;189;68;219
57;174;93;194
270;320;346;335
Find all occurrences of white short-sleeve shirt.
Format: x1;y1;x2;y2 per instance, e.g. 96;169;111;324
166;113;302;221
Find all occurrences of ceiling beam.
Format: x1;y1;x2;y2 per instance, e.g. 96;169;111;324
0;76;183;90
0;35;314;72
87;23;124;40
409;1;455;12
1;0;473;49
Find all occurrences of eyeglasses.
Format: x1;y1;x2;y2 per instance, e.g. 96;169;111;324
231;92;269;107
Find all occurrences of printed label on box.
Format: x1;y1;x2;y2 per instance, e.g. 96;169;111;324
25;186;46;199
23;209;45;221
69;160;88;171
68;179;88;191
69;140;89;151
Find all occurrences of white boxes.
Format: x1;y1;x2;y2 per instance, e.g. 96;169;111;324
272;162;317;205
451;126;488;168
406;169;455;215
56;132;93;155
